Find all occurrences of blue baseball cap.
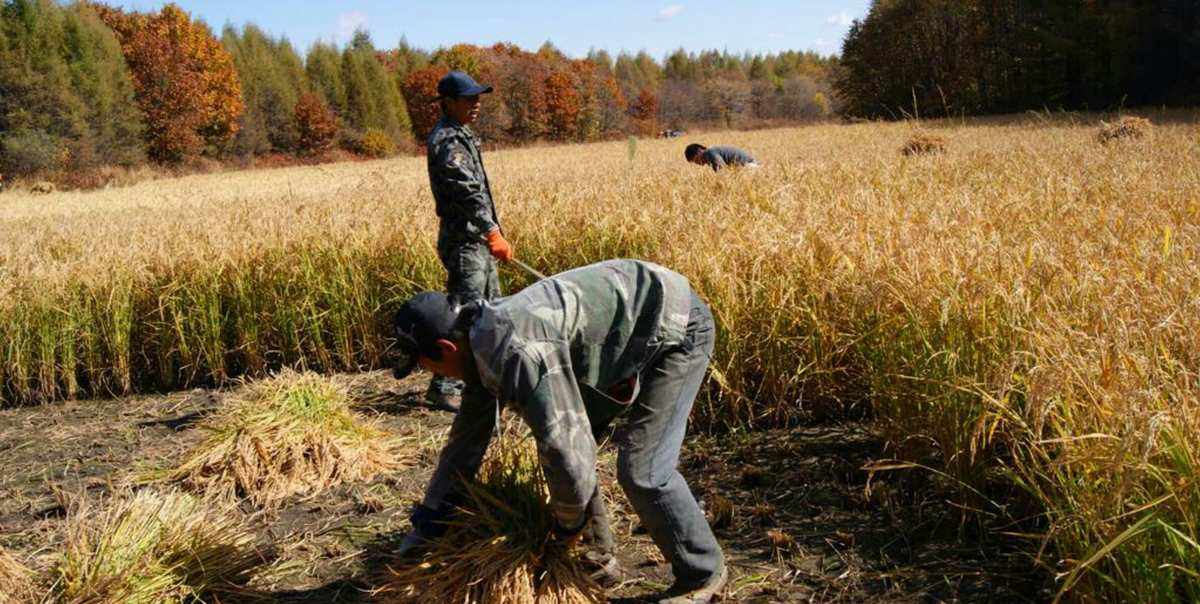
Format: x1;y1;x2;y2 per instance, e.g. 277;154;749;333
437;71;493;99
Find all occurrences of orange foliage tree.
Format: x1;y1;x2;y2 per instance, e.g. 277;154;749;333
293;92;338;155
96;3;243;162
629;88;659;135
544;70;581;141
401;66;446;141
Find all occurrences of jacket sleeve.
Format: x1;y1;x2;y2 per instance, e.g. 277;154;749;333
505;343;597;530
431;136;498;238
420;381;497;511
707;151;726;172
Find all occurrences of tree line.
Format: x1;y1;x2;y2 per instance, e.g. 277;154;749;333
836;0;1200;119
0;0;837;180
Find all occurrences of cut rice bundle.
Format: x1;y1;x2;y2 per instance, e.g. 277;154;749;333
1097;115;1152;144
379;431;604;604
159;370;403;508
53;490;266;604
901;131;947;156
0;548;36;604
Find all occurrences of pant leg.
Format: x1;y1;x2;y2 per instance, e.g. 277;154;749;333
615;294;723;586
429;238;501;397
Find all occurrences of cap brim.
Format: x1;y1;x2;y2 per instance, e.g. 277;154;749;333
440;85;493;99
392;354;419;381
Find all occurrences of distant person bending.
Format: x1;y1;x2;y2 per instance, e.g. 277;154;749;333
684;143;758;172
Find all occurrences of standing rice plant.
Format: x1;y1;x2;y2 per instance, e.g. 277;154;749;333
52;490;266;604
378;428;603;604
154;369;404;508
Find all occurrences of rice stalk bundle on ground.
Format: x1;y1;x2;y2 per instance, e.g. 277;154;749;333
159;370;403;509
1097;116;1152;144
901;131;947;156
378;431;604;604
52;490;266;604
0;548;36;604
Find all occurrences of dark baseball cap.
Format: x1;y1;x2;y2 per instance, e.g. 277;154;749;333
437;71;493;99
391;292;460;380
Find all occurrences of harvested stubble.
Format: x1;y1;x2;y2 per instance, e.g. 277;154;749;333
53;489;265;604
900;131;946;155
158;370;402;509
1097;115;1152;144
378;431;604;604
0;548;35;604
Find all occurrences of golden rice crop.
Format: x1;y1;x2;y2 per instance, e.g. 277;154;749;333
156;369;404;509
378;427;603;604
2;111;1199;600
52;489;266;604
0;548;36;604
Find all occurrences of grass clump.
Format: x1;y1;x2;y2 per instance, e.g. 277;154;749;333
52;490;265;604
1097;115;1151;144
379;429;603;604
159;370;402;509
900;131;946;155
0;548;36;604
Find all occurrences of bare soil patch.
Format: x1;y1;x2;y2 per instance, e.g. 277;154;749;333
0;372;1046;602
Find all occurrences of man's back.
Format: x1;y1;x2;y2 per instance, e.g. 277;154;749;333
702;146;756;171
426;116;498;242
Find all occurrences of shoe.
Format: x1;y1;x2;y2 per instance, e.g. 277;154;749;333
657;564;728;604
581;550;624;588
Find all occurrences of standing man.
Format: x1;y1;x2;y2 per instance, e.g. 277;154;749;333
391;259;728;603
423;71;514;411
684;143;758;172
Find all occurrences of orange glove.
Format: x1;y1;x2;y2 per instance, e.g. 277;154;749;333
485;228;514;262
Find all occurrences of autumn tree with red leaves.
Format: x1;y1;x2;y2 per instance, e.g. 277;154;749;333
544;71;581;141
401;66;446;141
293;92;338;155
628;88;659;135
95;3;243;163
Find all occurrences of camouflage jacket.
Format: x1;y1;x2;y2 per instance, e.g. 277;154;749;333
421;259;695;529
427;116;500;245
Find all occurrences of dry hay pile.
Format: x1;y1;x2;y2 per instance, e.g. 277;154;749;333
52;490;265;604
901;131;947;156
378;432;604;604
1097;116;1152;144
159;370;402;509
0;548;36;604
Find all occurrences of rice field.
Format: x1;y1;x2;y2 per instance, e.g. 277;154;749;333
2;111;1200;600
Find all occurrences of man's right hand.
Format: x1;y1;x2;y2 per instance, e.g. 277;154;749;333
485;228;514;262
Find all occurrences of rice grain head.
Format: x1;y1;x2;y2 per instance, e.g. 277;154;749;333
0;548;36;604
378;427;604;604
157;369;403;508
53;489;266;604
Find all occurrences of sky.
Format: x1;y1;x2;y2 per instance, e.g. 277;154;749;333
111;1;871;58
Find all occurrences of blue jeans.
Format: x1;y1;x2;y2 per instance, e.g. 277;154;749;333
615;293;724;586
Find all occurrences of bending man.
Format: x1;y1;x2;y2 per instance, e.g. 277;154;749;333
392;259;727;604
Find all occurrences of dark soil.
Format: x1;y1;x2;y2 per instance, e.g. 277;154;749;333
0;371;1048;603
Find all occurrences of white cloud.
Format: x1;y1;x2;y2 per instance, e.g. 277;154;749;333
826;11;853;27
814;37;834;49
336;11;368;42
656;4;684;21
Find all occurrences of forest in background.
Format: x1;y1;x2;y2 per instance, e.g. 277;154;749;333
0;0;836;182
836;0;1200;118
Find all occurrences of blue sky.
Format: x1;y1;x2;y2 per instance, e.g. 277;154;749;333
112;1;870;58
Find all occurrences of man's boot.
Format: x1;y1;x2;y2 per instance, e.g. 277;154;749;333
581;486;624;587
657;563;727;604
424;374;462;412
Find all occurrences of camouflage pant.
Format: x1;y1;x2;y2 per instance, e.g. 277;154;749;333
428;234;501;397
